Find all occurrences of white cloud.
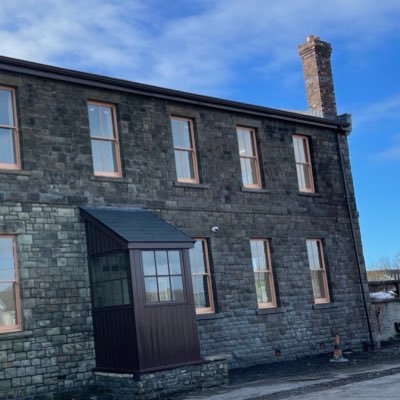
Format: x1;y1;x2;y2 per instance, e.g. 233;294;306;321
0;0;400;96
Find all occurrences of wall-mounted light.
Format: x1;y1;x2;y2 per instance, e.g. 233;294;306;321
211;226;219;232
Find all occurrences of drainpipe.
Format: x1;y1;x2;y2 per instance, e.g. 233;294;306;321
336;120;374;349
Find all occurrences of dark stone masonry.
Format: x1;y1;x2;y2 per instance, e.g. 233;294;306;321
0;36;371;399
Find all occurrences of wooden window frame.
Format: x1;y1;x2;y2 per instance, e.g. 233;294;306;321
0;86;21;170
0;235;22;333
293;135;315;193
306;239;330;304
170;116;199;184
190;238;215;314
250;238;277;309
87;101;122;178
237;126;262;189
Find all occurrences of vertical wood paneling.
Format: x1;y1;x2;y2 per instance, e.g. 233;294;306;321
131;248;202;372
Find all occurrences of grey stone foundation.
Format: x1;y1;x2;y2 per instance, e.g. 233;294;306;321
94;356;229;400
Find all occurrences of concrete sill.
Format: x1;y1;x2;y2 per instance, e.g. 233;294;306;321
297;192;322;198
197;313;224;321
256;307;287;315
174;182;211;190
0;170;31;176
312;302;338;310
90;176;131;183
241;187;272;194
0;330;33;340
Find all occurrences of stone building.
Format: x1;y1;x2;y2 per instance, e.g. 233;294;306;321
0;36;371;398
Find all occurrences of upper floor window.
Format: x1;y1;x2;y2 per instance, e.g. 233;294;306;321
87;102;122;177
293;135;314;193
189;238;214;314
250;239;276;308
0;236;22;333
0;87;20;170
142;250;184;303
306;239;330;304
237;127;261;188
170;116;199;183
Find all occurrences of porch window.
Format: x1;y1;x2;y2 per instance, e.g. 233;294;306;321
143;250;184;303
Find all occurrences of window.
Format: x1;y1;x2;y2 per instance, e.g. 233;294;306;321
170;116;199;183
293;135;314;192
250;239;276;308
306;239;330;303
90;252;131;308
0;236;21;332
237;127;261;188
189;239;214;314
87;101;121;177
0;87;20;170
142;250;184;303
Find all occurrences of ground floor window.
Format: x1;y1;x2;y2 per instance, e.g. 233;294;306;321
250;239;277;308
0;236;21;332
189;238;214;314
306;239;330;303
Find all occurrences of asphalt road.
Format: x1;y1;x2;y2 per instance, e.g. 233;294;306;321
286;372;400;399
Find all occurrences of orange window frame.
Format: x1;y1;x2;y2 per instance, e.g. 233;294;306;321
170;116;199;184
237;126;262;189
293;135;315;193
306;239;330;304
0;235;22;333
87;101;122;177
191;238;214;314
0;86;21;170
250;239;277;308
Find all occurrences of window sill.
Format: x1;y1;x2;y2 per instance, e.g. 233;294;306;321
0;170;31;176
312;302;338;310
256;307;287;315
0;330;33;340
174;182;211;190
297;192;322;198
90;176;131;183
196;312;224;321
241;187;272;194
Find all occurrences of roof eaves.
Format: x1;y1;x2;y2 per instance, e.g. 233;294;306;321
0;55;350;131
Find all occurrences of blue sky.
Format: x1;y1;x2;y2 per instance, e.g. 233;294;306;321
1;0;399;268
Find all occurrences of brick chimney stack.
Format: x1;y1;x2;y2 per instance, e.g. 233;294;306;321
298;36;337;118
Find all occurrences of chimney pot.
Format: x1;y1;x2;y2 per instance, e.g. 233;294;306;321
299;36;337;118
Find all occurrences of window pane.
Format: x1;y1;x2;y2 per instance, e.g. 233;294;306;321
99;106;114;138
142;252;156;276
171;118;181;148
155;251;169;275
190;241;206;274
144;277;158;302
158;277;171;301
307;240;321;270
180;120;192;149
168;251;181;275
91;139;118;173
88;104;101;136
0;282;16;326
0;128;16;164
243;131;254;156
0;90;14;126
293;137;307;163
0;238;14;269
296;164;306;190
237;129;246;155
255;272;273;304
310;270;326;299
176;150;195;180
171;276;184;301
192;276;208;308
